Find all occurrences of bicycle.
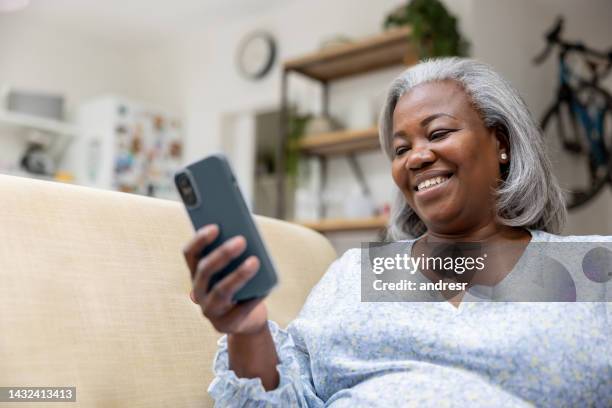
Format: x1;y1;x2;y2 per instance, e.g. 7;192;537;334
534;17;612;209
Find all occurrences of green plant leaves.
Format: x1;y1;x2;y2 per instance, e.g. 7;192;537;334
384;0;470;59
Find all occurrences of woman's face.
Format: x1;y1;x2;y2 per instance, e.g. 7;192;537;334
391;80;508;235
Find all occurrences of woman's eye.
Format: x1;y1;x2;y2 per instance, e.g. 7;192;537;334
394;146;410;156
429;129;452;140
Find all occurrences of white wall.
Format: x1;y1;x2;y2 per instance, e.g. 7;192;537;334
463;0;612;234
0;11;180;172
0;15;135;116
164;0;404;163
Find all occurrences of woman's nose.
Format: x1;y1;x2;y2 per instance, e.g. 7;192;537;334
406;146;436;170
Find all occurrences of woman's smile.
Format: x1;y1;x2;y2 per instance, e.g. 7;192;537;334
414;173;455;199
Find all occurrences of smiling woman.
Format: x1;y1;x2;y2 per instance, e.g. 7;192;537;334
391;80;508;236
187;58;611;407
379;58;566;240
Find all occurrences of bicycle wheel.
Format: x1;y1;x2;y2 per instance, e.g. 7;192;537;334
541;83;612;209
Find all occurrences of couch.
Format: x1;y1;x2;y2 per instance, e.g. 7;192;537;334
0;174;337;407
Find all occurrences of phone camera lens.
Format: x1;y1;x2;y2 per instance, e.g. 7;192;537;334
176;173;197;206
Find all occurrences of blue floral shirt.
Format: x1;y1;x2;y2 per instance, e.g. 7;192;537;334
208;230;612;407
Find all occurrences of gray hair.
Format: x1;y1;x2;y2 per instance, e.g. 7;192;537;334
379;57;567;239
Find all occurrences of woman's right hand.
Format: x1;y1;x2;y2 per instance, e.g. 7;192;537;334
183;224;269;335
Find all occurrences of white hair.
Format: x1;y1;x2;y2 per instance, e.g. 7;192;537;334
379;57;567;239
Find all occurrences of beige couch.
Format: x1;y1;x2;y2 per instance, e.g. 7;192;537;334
0;174;337;407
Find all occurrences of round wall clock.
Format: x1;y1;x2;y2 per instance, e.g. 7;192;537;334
236;31;277;80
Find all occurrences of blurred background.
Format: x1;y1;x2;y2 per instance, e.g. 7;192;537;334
1;0;611;253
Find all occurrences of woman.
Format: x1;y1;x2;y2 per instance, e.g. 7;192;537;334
183;58;611;406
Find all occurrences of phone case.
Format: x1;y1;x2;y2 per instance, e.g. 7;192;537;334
175;154;278;302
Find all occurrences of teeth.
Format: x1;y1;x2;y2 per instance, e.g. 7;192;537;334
417;176;449;191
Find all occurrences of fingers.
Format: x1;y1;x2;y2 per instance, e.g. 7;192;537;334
183;224;219;278
203;256;260;318
192;235;247;302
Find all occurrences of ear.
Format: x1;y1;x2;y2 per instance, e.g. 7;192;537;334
493;125;510;164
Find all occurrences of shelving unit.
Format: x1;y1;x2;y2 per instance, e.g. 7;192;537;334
283;26;415;82
0;110;76;135
297;126;379;156
277;26;416;233
0;110;77;159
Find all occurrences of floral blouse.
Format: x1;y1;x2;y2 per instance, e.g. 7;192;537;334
208;230;612;407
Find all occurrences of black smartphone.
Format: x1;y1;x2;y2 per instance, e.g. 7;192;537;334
175;154;278;302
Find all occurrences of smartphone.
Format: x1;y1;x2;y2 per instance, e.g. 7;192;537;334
175;154;278;302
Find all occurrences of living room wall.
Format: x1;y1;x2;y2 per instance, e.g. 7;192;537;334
1;0;610;239
140;0;612;238
0;11;179;172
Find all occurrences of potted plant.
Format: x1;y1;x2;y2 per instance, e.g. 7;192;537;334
384;0;470;59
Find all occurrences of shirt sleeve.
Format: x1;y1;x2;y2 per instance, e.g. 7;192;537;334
207;319;324;407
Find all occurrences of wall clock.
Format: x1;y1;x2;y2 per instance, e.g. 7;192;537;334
236;31;277;80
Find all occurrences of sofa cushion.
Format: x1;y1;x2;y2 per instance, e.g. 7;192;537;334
0;174;336;407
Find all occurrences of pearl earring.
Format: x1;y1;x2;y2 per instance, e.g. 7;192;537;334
501;152;508;160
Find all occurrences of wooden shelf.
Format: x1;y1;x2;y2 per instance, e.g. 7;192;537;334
298;126;380;156
0;110;77;159
297;215;388;233
284;27;416;81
